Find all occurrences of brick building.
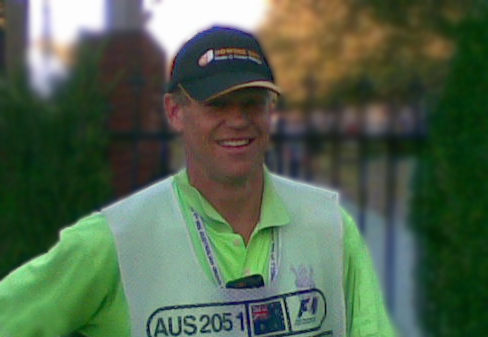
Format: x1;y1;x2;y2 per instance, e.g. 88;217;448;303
82;29;168;198
0;2;5;72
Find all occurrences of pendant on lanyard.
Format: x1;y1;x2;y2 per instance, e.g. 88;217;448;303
191;208;279;288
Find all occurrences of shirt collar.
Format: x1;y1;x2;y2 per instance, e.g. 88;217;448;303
173;167;290;232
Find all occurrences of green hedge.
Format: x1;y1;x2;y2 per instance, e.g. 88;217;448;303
0;47;113;278
410;18;488;336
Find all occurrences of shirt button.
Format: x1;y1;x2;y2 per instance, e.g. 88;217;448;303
233;238;241;247
244;268;251;276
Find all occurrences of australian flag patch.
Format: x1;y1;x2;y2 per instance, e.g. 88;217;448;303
251;301;286;335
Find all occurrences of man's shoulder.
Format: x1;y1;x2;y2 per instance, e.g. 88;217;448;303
56;213;121;286
103;176;175;214
269;173;339;200
102;175;180;234
60;212;115;254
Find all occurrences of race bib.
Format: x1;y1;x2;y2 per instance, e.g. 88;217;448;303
146;289;331;337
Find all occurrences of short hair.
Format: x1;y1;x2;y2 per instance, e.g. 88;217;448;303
169;87;191;106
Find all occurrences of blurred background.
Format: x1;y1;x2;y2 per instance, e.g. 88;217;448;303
1;1;487;336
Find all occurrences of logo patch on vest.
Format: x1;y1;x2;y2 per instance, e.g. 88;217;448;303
291;265;321;327
146;289;329;337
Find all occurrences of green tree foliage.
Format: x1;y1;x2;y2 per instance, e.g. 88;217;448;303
259;0;453;106
361;0;487;37
0;46;113;278
0;1;5;20
410;14;488;337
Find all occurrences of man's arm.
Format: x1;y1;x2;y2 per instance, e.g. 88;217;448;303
342;209;396;337
0;213;124;337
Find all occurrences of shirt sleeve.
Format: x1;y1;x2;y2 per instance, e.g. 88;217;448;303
0;213;124;337
342;209;397;337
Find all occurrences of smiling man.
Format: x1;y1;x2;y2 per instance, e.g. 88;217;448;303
0;27;395;337
165;87;274;242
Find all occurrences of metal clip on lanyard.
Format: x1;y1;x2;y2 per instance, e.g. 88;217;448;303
191;208;280;288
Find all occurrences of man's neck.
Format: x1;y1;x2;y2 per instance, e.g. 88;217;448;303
188;167;264;244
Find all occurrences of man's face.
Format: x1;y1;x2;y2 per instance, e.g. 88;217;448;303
168;88;272;184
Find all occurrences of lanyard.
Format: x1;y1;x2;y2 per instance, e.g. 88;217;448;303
191;208;280;288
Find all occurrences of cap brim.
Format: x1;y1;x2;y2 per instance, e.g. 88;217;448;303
181;72;281;102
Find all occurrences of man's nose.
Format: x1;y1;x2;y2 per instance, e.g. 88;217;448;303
225;106;250;128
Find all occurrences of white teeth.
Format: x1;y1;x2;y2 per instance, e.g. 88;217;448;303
219;139;250;147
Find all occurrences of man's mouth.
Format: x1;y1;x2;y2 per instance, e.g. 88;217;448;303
217;138;254;148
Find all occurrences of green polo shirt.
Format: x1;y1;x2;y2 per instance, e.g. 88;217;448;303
174;169;289;284
0;169;395;337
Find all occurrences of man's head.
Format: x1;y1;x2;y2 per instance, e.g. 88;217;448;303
164;26;280;185
167;26;280;102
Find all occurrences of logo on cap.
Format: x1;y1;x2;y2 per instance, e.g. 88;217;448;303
198;49;215;67
198;48;263;67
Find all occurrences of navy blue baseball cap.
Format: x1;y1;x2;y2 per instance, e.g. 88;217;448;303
167;26;281;102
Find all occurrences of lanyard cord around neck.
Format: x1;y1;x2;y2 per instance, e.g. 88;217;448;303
191;208;280;288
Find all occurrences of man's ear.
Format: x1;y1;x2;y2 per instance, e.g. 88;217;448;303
164;93;184;132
